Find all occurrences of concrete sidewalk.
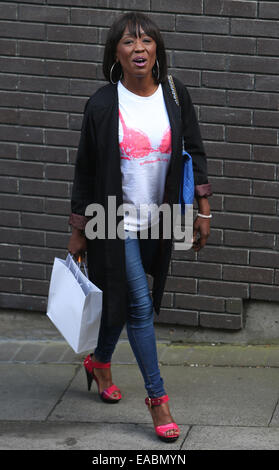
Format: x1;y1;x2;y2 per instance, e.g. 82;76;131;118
0;311;279;450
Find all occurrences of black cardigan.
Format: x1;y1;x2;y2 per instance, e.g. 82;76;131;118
70;76;212;229
68;76;212;327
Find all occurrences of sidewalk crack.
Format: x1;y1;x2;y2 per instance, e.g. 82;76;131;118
268;395;279;426
44;364;81;421
179;424;192;450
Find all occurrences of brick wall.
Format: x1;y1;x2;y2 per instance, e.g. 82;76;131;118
0;0;278;329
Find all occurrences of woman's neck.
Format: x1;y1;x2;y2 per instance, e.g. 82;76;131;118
120;75;159;97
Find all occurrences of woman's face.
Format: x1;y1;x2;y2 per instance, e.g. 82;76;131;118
115;25;157;80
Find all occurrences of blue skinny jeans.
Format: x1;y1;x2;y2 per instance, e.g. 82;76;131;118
94;227;166;398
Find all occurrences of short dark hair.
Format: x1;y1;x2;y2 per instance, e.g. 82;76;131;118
103;12;168;84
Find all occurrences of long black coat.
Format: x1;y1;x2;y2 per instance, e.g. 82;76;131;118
69;76;212;327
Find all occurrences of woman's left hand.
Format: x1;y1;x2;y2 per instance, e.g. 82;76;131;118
192;216;210;252
192;196;211;251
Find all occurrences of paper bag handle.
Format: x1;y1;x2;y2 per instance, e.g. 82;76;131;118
67;253;89;280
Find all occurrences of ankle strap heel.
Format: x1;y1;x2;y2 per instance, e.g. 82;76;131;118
145;394;169;408
83;354;121;403
91;359;111;369
145;394;180;443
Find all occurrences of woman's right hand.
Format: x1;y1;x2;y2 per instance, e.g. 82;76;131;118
67;227;87;261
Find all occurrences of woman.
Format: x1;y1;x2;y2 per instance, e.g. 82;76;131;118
68;12;212;443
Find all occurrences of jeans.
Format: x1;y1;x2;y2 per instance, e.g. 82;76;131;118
94;226;166;398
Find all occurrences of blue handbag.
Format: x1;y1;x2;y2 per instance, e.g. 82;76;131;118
180;149;195;213
168;75;195;214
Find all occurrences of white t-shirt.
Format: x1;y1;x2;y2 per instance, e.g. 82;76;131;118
118;80;172;231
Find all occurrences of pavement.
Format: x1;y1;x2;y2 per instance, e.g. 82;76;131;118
0;306;279;451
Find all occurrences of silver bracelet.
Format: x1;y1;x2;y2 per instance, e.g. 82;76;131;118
197;212;212;219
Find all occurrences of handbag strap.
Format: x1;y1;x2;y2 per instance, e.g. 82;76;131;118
168;74;180;107
168;75;186;152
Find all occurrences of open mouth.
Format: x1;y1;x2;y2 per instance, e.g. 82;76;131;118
133;57;147;67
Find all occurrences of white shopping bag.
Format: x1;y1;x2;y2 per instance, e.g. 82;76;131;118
46;253;102;353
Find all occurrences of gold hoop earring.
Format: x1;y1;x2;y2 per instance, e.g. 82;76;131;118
153;59;160;82
110;61;123;84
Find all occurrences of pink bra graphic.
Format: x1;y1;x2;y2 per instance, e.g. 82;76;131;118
119;110;171;160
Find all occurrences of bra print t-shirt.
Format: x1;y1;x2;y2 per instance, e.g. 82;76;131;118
118;80;172;231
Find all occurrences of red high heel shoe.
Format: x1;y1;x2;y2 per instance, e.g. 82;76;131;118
84;354;122;404
145;395;180;442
